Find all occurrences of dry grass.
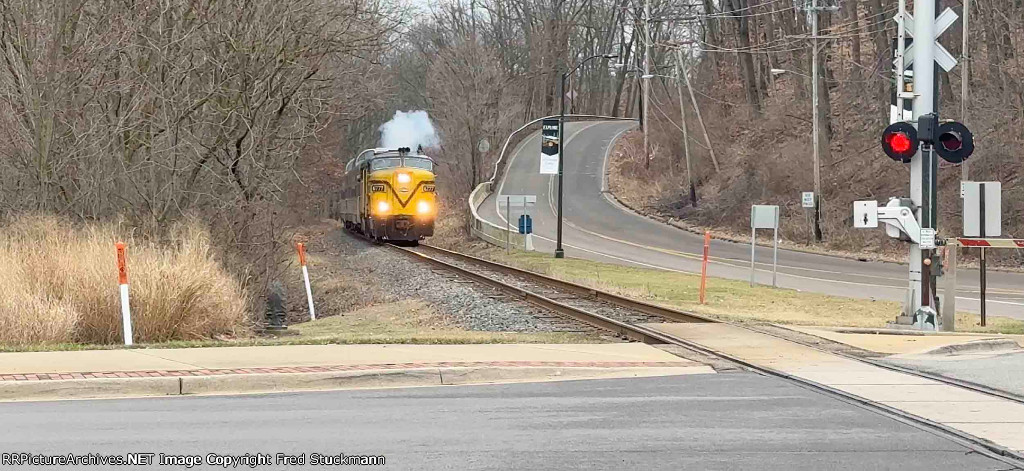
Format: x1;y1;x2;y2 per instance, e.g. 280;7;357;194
0;215;250;346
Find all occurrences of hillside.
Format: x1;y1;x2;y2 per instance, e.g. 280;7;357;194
607;1;1023;267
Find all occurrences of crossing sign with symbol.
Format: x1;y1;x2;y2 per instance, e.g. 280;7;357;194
894;8;959;72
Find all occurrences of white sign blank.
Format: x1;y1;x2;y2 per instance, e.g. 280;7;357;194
751;205;780;229
963;182;1001;237
539;153;559;175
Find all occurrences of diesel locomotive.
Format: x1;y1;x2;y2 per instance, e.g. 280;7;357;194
339;147;436;243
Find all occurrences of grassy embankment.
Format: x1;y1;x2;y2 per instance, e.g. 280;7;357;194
465;244;1024;335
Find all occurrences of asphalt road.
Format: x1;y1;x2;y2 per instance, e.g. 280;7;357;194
883;350;1024;398
480;120;1024;320
1;374;1014;470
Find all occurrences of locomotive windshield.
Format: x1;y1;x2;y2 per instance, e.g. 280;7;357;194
370;157;402;171
404;157;433;171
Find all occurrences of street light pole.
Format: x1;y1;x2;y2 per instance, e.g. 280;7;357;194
555;53;618;259
556;71;568;258
642;0;652;167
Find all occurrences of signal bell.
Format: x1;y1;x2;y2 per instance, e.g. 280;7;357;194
935;121;974;164
881;122;918;163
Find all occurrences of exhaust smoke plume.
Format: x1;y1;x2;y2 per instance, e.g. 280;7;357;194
378;110;440;150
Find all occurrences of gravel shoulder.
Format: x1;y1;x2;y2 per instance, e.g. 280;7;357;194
289;220;614;343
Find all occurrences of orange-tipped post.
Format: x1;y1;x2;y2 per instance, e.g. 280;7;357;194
115;242;133;345
699;231;711;304
296;242;316;321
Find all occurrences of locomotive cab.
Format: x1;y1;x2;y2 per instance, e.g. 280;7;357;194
340;147;436;243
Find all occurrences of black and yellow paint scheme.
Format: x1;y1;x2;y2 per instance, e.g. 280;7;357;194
339;147;436;243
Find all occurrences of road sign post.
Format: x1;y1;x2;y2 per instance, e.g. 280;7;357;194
750;205;780;288
963;182;1001;326
503;195;537;252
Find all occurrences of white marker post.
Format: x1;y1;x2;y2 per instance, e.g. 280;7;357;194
297;243;316;321
115;242;134;346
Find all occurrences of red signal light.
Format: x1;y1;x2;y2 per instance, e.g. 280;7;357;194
881;122;919;163
886;132;912;153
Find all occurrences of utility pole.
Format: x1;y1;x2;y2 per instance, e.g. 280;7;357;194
960;0;970;181
642;0;652;168
678;51;720;173
674;48;696;207
810;0;823;242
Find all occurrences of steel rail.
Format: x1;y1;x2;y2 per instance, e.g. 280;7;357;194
386;244;700;344
415;244;714;324
376;241;1024;466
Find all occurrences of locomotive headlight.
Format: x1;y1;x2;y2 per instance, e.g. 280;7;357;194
417;201;431;215
376;201;390;214
397;173;412;184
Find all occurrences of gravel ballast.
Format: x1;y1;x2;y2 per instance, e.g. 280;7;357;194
310;228;587;333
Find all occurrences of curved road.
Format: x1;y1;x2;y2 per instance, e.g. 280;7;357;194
479;120;1024;320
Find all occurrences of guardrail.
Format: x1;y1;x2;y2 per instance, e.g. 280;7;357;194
468;181;527;249
469;115;636;250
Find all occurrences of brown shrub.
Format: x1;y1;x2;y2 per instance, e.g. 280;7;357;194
0;215;251;346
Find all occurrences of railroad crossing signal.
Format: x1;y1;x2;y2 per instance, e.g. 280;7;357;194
935;121;974;164
881;120;974;164
881;122;918;163
895;8;959;72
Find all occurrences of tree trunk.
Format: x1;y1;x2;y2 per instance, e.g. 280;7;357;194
730;0;762;115
847;0;862;77
701;0;720;73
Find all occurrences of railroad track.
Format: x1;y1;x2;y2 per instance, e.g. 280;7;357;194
390;243;713;344
378;241;1024;466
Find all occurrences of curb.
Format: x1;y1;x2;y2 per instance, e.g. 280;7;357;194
0;377;179;402
921;339;1023;356
604;188;895;265
828;327;1022;338
604;182;1024;273
0;366;714;402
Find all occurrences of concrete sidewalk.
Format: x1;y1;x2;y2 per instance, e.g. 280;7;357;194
644;323;1024;457
0;344;714;401
784;326;1024;355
